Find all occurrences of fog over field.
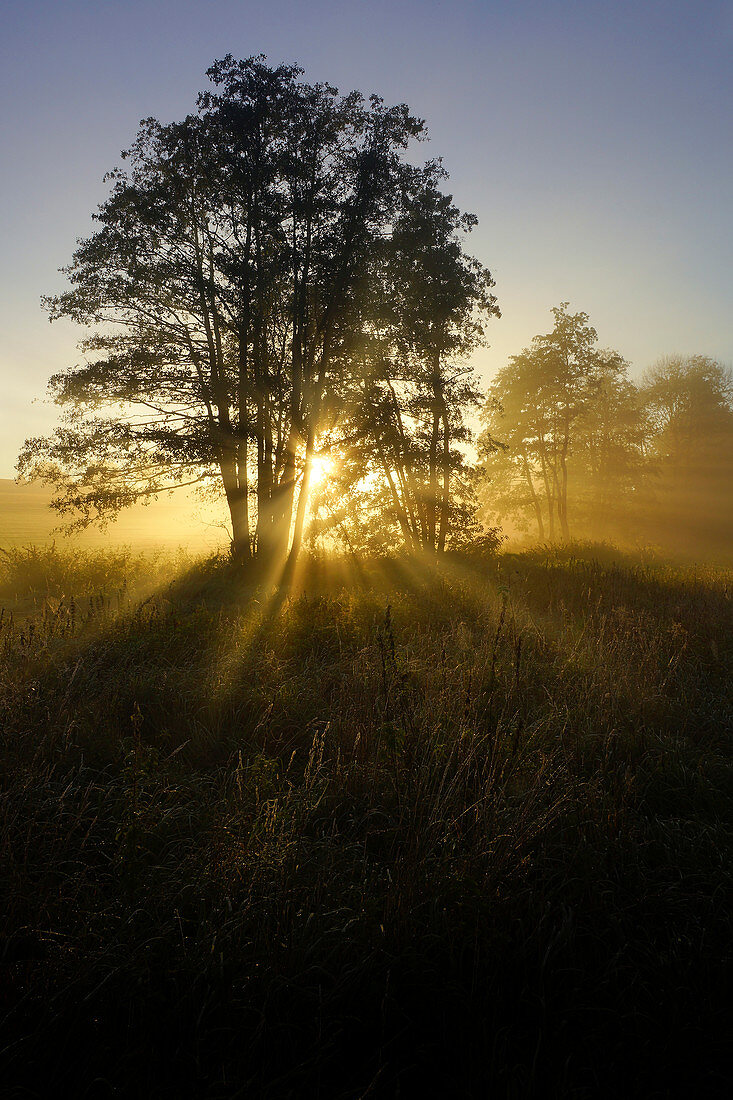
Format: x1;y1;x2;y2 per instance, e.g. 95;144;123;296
0;480;226;550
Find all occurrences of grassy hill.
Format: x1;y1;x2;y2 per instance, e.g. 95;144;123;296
1;546;731;1097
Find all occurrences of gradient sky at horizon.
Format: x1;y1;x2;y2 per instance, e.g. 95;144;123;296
1;0;731;476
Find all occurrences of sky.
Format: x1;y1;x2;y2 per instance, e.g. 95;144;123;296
1;0;732;476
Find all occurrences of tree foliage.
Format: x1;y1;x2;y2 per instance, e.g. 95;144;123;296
21;57;497;564
310;165;499;555
479;307;733;553
638;355;733;551
479;304;634;541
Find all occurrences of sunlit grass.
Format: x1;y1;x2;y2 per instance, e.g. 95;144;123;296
1;542;731;1096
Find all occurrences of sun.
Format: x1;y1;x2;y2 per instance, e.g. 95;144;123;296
310;453;333;488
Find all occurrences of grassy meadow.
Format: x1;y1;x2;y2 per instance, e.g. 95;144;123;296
1;542;732;1097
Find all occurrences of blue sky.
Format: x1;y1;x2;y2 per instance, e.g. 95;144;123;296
1;0;731;474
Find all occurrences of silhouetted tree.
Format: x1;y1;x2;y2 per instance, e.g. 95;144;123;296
19;57;424;566
642;355;733;466
479;304;640;541
639;354;733;552
382;167;498;552
312;165;498;554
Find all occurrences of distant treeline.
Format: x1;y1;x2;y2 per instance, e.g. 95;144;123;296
477;304;733;559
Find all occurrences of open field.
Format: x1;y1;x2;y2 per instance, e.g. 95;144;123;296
0;479;227;551
1;545;732;1097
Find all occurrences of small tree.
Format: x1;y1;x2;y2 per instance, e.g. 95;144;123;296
639;354;733;552
642;355;733;469
479;304;640;541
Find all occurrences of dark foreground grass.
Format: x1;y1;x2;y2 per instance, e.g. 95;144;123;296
1;545;732;1098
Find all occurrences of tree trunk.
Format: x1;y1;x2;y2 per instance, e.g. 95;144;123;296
236;440;251;557
437;403;450;553
385;383;425;544
270;425;299;564
221;451;250;558
254;384;271;556
558;455;570;541
521;453;545;541
374;437;417;549
559;413;571;540
283;427;315;580
427;365;442;554
538;448;555;541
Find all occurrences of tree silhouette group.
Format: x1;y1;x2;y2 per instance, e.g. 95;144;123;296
21;56;497;566
480;305;733;553
20;57;732;561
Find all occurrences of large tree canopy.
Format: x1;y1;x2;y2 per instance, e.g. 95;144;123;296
20;56;498;566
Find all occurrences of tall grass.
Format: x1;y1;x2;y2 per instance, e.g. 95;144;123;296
1;544;731;1097
0;543;193;604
